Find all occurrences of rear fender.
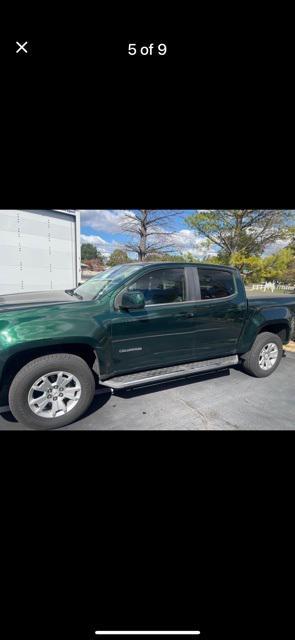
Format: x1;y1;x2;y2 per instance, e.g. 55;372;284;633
238;306;292;354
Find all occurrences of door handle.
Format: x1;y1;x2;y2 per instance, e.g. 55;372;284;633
177;312;195;318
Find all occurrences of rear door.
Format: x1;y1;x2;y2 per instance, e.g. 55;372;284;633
110;266;200;373
191;266;247;358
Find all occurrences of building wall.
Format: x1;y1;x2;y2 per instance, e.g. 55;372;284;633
0;209;80;294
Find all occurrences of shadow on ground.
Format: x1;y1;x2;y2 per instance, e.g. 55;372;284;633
113;367;230;399
0;367;231;429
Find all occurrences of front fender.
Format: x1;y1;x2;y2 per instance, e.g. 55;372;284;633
0;300;112;382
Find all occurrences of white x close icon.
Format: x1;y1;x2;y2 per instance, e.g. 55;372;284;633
16;41;28;54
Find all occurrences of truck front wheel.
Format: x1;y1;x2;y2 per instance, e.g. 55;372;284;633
8;353;95;429
241;331;283;378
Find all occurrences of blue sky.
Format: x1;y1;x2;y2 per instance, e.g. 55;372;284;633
80;209;290;258
80;209;214;259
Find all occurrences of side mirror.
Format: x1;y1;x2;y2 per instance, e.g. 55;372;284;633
120;290;145;310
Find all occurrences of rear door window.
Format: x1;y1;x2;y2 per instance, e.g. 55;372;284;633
198;268;235;300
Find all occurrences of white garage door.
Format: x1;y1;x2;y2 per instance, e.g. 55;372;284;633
0;210;77;294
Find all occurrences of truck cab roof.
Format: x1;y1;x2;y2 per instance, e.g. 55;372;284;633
122;261;238;270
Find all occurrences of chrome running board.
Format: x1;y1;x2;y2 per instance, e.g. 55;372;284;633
100;355;239;389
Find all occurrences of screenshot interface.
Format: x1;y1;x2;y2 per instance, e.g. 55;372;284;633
0;13;293;640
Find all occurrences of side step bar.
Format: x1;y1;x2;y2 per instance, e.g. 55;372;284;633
100;355;239;390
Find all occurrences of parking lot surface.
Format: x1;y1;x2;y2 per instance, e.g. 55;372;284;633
0;352;294;430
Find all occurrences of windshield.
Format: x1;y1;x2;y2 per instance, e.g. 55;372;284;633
70;264;144;301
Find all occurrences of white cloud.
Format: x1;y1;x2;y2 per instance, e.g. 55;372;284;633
80;210;131;233
80;233;124;257
263;239;290;256
80;233;107;245
171;229;218;257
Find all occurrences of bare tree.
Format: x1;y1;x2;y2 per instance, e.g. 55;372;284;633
121;210;182;261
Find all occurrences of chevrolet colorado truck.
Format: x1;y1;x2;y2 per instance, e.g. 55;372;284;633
0;262;294;429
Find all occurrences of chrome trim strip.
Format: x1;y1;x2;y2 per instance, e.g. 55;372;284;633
147;292;238;307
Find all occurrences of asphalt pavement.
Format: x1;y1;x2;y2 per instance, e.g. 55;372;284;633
0;352;294;430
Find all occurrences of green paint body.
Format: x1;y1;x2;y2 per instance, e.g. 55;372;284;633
0;264;294;390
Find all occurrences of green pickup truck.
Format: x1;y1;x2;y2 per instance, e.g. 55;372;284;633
0;262;294;429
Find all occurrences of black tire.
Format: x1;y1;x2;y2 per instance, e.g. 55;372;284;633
241;331;283;378
8;353;95;429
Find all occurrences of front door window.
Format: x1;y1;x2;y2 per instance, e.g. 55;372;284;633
128;268;186;305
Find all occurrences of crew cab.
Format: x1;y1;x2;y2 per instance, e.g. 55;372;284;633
0;262;294;428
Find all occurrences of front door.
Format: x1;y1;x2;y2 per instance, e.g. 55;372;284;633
110;266;199;374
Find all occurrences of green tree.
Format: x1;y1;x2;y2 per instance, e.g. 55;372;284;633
283;260;295;283
229;248;295;284
200;254;223;265
95;249;105;264
262;247;294;281
81;243;98;260
145;253;186;263
108;249;131;266
286;226;295;251
186;210;293;260
199;247;295;284
177;252;194;263
227;253;266;282
84;250;105;266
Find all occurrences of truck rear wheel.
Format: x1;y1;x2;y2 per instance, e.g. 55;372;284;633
8;353;95;429
242;331;283;378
